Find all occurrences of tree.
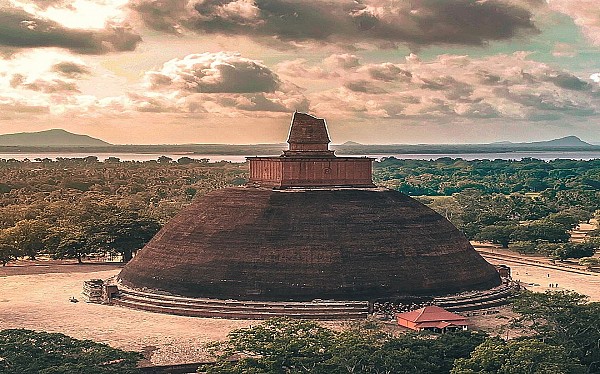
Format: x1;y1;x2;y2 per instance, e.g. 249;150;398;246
91;212;161;262
512;291;600;372
578;257;600;270
205;318;487;374
46;228;93;264
0;229;18;266
0;329;141;374
511;222;570;243
509;241;538;255
551;242;595;261
205;317;335;373
545;208;592;230
4;220;49;260
451;337;586;374
475;225;517;248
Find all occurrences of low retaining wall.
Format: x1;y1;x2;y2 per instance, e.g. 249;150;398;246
113;285;369;320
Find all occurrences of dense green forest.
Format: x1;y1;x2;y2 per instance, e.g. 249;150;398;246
0;156;246;265
0;156;599;264
375;157;600;259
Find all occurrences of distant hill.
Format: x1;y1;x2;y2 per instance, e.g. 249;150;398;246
332;135;597;154
340;141;363;146
526;136;592;148
0;129;111;147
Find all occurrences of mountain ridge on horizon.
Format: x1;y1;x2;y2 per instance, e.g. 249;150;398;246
0;129;595;150
0;129;111;147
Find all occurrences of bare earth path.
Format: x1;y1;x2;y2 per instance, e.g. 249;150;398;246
0;263;252;365
473;245;600;301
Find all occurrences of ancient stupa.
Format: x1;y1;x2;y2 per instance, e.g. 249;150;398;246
116;113;500;317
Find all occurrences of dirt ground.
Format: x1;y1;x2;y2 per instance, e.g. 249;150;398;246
0;263;252;365
2;250;600;366
474;246;600;302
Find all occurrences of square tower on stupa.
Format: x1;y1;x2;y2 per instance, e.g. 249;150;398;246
247;112;374;188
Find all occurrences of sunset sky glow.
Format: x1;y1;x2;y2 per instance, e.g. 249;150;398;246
1;0;599;144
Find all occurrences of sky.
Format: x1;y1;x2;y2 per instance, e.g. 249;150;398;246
0;0;599;145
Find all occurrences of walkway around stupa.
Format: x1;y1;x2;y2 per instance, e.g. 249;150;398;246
113;284;371;320
110;281;516;320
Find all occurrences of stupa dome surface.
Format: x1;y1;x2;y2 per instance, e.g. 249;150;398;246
118;186;501;301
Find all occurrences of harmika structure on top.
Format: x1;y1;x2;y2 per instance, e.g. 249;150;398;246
248;112;374;188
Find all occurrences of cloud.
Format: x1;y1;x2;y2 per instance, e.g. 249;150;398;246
275;58;333;79
52;61;91;77
0;5;141;54
0;50;93;113
136;52;307;114
323;53;360;69
144;52;281;93
0;50;309;118
130;0;538;48
545;0;600;46
359;62;412;82
552;42;577;58
343;79;386;94
280;52;599;122
128;0;190;34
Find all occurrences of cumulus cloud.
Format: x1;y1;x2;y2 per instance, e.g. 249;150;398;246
52;61;91;77
0;5;141;54
0;50;92;113
0;50;310;118
280;52;599;122
323;53;360;69
144;52;281;93
130;0;537;48
275;58;333;79
135;52;307;114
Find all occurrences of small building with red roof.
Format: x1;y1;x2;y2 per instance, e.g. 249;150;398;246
396;305;469;333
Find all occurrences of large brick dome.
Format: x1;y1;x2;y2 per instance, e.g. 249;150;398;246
118;187;500;301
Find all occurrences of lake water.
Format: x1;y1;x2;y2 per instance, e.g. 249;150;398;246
1;151;600;162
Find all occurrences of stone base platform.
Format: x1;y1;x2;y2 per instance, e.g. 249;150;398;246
433;282;518;312
112;285;370;320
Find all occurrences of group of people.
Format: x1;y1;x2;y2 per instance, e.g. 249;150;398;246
372;300;431;319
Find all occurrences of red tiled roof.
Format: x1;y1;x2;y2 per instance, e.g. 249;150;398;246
416;321;462;329
396;305;468;324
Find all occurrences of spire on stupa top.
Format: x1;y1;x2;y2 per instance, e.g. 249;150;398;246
284;112;334;157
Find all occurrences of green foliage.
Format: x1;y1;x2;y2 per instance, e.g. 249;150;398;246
512;291;600;372
550;242;596;261
0;329;142;374
511;222;570;244
0;158;246;265
0;230;18;265
475;225;517;248
545;208;592;230
205;318;335;373
578;256;600;269
375;158;600;245
90;212;161;262
374;158;600;201
509;241;538;254
451;337;586;374
0;219;49;260
46;228;92;263
204;318;487;374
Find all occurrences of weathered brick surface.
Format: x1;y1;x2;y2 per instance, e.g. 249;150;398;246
119;187;501;301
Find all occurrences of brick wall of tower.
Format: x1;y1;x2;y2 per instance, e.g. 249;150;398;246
248;157;374;188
